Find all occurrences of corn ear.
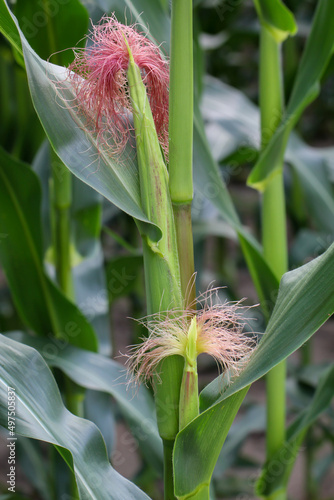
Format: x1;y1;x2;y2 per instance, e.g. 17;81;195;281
126;45;184;440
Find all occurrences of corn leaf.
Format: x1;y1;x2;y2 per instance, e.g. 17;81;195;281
5;331;163;470
0;0;23;62
256;363;334;497
174;243;334;498
286;135;334;234
253;0;297;42
202;77;334;235
34;141;112;354
11;0;88;66
194;100;279;314
248;0;334;191
0;1;160;242
0;335;150;500
0;146;97;351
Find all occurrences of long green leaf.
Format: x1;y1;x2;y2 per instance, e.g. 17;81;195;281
248;0;334;190
286;135;334;234
34;141;112;354
256;364;334;497
0;1;160;241
12;0;88;65
0;146;97;351
174;243;334;498
174;388;249;499
0;0;23;60
202;76;334;236
194;94;279;312
0;335;150;500
6;331;163;468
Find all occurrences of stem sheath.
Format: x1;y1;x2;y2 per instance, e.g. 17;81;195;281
169;0;195;308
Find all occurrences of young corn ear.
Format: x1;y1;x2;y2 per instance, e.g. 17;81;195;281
124;31;185;441
68;16;185;441
179;316;199;430
125;43;182;315
127;292;256;429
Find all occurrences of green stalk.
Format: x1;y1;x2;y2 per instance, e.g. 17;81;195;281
169;0;196;307
51;156;74;298
163;438;176;499
163;2;196;495
259;26;288;489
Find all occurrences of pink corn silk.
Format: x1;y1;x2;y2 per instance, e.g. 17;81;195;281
126;291;256;386
68;16;169;157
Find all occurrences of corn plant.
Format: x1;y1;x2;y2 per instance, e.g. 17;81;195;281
0;0;333;499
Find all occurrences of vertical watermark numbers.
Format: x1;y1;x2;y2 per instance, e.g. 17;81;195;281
7;386;16;493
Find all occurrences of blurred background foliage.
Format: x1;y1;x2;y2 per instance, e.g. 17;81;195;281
0;0;333;499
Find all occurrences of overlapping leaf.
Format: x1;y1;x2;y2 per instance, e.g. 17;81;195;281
6;331;162;468
0;146;97;351
256;364;334;497
202;76;334;235
193;104;279;311
248;0;334;190
0;335;150;500
174;243;334;498
0;1;160;241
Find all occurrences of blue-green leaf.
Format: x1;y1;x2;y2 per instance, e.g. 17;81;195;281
0;334;150;500
0;146;97;351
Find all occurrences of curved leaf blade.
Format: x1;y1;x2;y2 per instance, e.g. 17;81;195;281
0;1;160;241
248;0;334;190
7;331;162;468
202;76;334;238
286;135;334;234
256;364;334;497
0;0;23;60
174;243;334;498
196;81;279;310
0;146;97;351
0;335;150;499
174;388;248;499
